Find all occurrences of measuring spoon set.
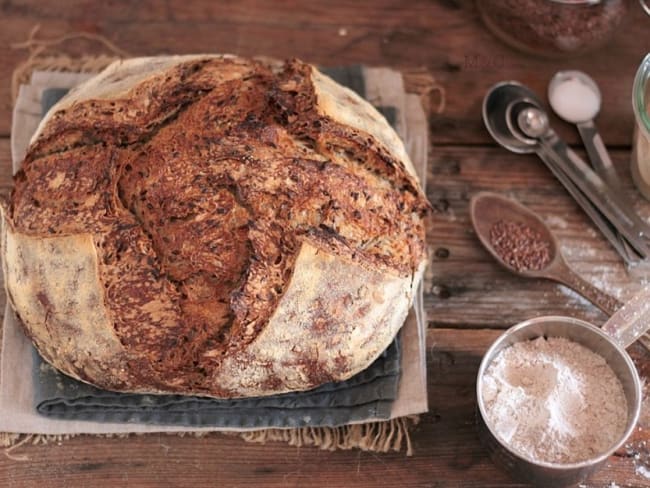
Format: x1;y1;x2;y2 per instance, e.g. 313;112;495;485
483;72;650;267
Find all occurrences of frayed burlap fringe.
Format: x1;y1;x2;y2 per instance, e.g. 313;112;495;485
240;415;419;455
1;417;419;460
10;24;129;103
4;26;425;459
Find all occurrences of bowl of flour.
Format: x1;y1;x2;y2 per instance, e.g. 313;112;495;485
476;316;642;487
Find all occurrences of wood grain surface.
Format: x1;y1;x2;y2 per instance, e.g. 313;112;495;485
1;1;650;487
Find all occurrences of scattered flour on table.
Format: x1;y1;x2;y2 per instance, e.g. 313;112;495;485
628;438;650;479
481;336;628;464
634;464;650;478
545;215;568;230
554;264;626;301
637;463;650;479
557;285;596;308
562;243;597;259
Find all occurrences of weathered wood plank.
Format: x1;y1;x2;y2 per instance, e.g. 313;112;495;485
425;145;648;329
1;2;650;486
1;328;648;487
0;1;647;145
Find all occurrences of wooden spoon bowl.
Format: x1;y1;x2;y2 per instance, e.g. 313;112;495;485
469;191;622;315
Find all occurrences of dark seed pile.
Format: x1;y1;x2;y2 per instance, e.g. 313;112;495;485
489;220;551;272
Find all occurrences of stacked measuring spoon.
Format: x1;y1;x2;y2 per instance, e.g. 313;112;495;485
483;73;650;267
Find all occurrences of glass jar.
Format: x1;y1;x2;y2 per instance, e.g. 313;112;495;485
631;54;650;200
476;0;629;58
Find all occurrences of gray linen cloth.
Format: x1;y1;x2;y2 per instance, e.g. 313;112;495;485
31;66;402;428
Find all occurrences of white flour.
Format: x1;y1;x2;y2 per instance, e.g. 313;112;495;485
481;336;628;464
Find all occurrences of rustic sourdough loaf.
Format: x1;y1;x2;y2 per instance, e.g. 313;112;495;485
2;55;429;398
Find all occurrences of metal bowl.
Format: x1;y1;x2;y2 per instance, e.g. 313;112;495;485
476;316;642;487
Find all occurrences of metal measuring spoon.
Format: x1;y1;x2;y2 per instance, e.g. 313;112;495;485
482;82;643;265
470;191;622;316
548;70;623;190
548;71;643;263
514;104;650;260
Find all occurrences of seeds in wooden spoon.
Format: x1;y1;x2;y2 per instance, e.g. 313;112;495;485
488;220;551;271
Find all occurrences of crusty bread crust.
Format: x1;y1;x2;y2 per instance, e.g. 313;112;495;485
4;56;428;398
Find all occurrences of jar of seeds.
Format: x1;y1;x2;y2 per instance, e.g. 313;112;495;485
631;54;650;200
476;0;629;58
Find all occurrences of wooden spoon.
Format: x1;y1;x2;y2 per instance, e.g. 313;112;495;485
469;191;622;315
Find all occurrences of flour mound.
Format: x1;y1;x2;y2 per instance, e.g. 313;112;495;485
481;336;628;464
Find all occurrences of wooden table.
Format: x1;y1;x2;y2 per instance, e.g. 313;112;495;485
1;1;649;486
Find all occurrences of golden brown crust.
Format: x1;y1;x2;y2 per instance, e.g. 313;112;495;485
4;55;428;398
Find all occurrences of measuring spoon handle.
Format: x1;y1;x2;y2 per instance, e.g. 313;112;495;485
555;265;650;349
535;149;640;266
540;134;650;257
601;285;650;349
577;120;623;190
554;262;623;316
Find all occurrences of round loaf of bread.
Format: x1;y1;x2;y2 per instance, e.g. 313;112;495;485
2;55;429;398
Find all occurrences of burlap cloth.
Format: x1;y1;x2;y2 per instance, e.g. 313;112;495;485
0;51;434;457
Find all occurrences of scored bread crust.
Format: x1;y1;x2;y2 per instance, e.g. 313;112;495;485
3;55;428;398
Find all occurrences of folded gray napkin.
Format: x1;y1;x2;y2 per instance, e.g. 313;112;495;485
34;341;400;428
31;65;402;428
